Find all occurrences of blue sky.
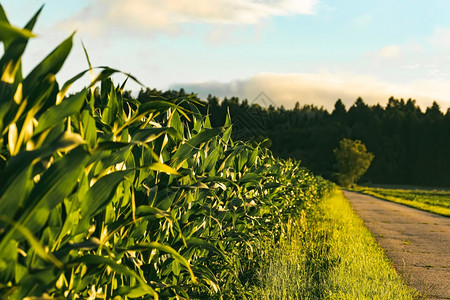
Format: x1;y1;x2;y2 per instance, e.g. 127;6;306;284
2;0;450;110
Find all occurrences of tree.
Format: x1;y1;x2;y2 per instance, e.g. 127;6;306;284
334;139;374;187
332;99;346;117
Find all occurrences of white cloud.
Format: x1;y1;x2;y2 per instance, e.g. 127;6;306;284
429;27;450;50
171;72;450;110
376;45;401;58
205;24;265;45
61;0;317;36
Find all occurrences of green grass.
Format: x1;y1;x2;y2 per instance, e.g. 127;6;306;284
352;186;450;217
254;189;419;299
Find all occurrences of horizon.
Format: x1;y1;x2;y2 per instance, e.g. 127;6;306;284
2;0;450;111
140;86;448;114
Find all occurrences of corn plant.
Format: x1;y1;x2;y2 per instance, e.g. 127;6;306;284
0;6;331;299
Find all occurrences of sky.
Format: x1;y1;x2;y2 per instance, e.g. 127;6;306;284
2;0;450;111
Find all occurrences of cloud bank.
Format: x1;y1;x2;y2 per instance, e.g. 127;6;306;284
61;0;317;35
171;72;450;111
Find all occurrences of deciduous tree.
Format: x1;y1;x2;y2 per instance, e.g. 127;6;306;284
334;139;374;187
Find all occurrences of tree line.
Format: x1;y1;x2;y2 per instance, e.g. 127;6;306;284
135;88;450;187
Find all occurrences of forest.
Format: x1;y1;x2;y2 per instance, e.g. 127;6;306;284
136;88;450;187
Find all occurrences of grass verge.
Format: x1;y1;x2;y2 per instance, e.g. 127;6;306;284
352;186;450;217
254;189;419;299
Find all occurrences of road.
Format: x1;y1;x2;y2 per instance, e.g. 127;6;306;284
343;191;450;300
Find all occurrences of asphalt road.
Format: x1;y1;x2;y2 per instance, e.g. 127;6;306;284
343;191;450;300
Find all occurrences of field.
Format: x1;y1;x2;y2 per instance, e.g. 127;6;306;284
0;6;427;299
0;7;333;298
255;189;419;299
352;186;450;217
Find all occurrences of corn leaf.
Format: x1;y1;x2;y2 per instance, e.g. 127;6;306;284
22;33;74;97
71;255;158;299
173;127;223;162
0;23;35;43
17;147;89;233
0;6;41;77
128;242;198;284
0;132;85;197
35;89;87;135
0;215;63;269
81;170;133;219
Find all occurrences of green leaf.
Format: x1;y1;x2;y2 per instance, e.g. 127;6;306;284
138;100;180;116
177;181;210;190
0;132;85;206
0;215;63;269
0;239;17;283
89;66;144;88
0;7;42;83
102;84;118;125
0;164;31;216
128;242;198;284
0;5;10;24
186;237;229;262
131;127;180;143
247;147;259;167
204;114;212;129
34;90;87;135
0;6;43;59
22;33;74;97
0;22;35;43
202;146;221;174
93;141;130;152
81;170;133;219
224;108;232;127
169;110;184;138
81;109;97;148
238;172;262;184
222;126;232;145
146;162;180;175
263;182;282;189
173;127;223;163
71;255;158;299
172;260;181;276
81;41;93;71
57;68;90;103
16;147;89;233
114;285;153;298
135;206;172;219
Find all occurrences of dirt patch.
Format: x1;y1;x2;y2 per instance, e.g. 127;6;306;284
344;191;450;300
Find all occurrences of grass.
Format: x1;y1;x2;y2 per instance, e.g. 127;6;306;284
254;189;419;299
352;186;450;217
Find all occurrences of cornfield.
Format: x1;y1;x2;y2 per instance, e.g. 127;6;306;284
0;6;330;299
